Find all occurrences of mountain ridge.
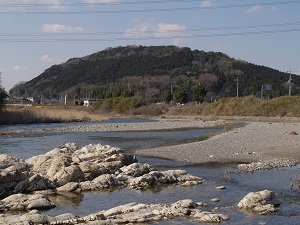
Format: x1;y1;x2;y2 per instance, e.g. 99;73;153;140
10;45;299;102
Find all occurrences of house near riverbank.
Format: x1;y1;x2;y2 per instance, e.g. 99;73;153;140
83;99;97;106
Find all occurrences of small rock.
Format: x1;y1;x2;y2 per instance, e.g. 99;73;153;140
216;186;226;190
193;211;230;223
210;198;220;202
288;131;298;135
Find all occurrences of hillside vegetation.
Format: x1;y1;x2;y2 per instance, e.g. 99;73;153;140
10;45;299;106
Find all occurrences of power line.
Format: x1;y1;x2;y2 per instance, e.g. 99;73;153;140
1;21;300;37
1;27;300;43
0;0;299;15
0;0;201;7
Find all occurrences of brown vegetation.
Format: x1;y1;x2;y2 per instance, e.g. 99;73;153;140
0;106;108;125
133;96;300;118
2;96;300;125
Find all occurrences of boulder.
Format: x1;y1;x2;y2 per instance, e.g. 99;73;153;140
128;169;204;190
26;143;137;187
0;154;32;199
56;182;81;193
193;211;230;223
117;163;156;177
0;211;50;225
237;189;280;214
13;173;52;193
1;193;55;211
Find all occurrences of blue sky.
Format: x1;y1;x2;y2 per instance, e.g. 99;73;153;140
1;0;300;91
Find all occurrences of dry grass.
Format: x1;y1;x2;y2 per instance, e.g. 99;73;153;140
0;106;109;125
2;96;300;124
135;96;300;118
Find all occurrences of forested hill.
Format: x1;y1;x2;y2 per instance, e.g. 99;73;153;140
10;45;299;102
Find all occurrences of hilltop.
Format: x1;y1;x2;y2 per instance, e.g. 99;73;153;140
10;45;299;103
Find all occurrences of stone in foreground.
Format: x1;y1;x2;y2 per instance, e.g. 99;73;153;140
237;189;280;215
0;199;230;224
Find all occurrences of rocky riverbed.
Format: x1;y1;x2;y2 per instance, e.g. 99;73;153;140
1;117;300;224
0;142;282;224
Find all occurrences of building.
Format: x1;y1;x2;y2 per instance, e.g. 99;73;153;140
83;99;97;106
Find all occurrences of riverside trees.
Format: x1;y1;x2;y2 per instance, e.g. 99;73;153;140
0;72;7;110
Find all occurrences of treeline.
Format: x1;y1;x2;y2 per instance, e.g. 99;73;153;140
10;45;300;103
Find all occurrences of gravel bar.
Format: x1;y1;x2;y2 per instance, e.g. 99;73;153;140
135;121;300;165
40;119;220;133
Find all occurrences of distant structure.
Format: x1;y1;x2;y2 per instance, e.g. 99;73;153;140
287;70;292;96
83;99;97;106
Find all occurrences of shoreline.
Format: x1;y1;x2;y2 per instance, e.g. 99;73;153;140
135;119;300;166
2;116;300;166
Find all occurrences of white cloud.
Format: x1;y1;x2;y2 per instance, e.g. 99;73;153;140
200;0;213;8
125;18;186;38
42;24;84;33
155;23;186;38
13;65;28;72
246;5;262;13
39;54;62;63
82;0;121;4
124;19;186;45
270;6;277;11
124;18;156;36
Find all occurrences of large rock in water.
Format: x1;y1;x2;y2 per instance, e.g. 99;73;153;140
0;193;55;211
26;143;137;187
238;190;280;214
0;143;204;200
0;154;52;199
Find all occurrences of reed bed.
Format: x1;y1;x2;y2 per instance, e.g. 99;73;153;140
0;106;108;125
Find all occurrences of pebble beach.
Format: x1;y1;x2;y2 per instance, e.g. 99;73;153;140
136;120;300;165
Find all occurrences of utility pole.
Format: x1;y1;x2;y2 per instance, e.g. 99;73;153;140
285;69;294;96
170;84;173;105
0;72;2;88
288;69;292;96
234;77;239;97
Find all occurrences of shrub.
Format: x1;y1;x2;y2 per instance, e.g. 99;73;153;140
103;97;136;114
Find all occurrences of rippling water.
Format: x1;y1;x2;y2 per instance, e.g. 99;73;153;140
1;118;300;224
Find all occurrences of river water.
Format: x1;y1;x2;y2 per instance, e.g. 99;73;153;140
1;118;300;224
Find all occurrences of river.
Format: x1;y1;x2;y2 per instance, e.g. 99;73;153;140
1;118;300;224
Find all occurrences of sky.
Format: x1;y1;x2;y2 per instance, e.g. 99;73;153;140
1;0;300;92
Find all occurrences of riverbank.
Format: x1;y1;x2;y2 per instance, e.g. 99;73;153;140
135;118;300;165
2;116;300;166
